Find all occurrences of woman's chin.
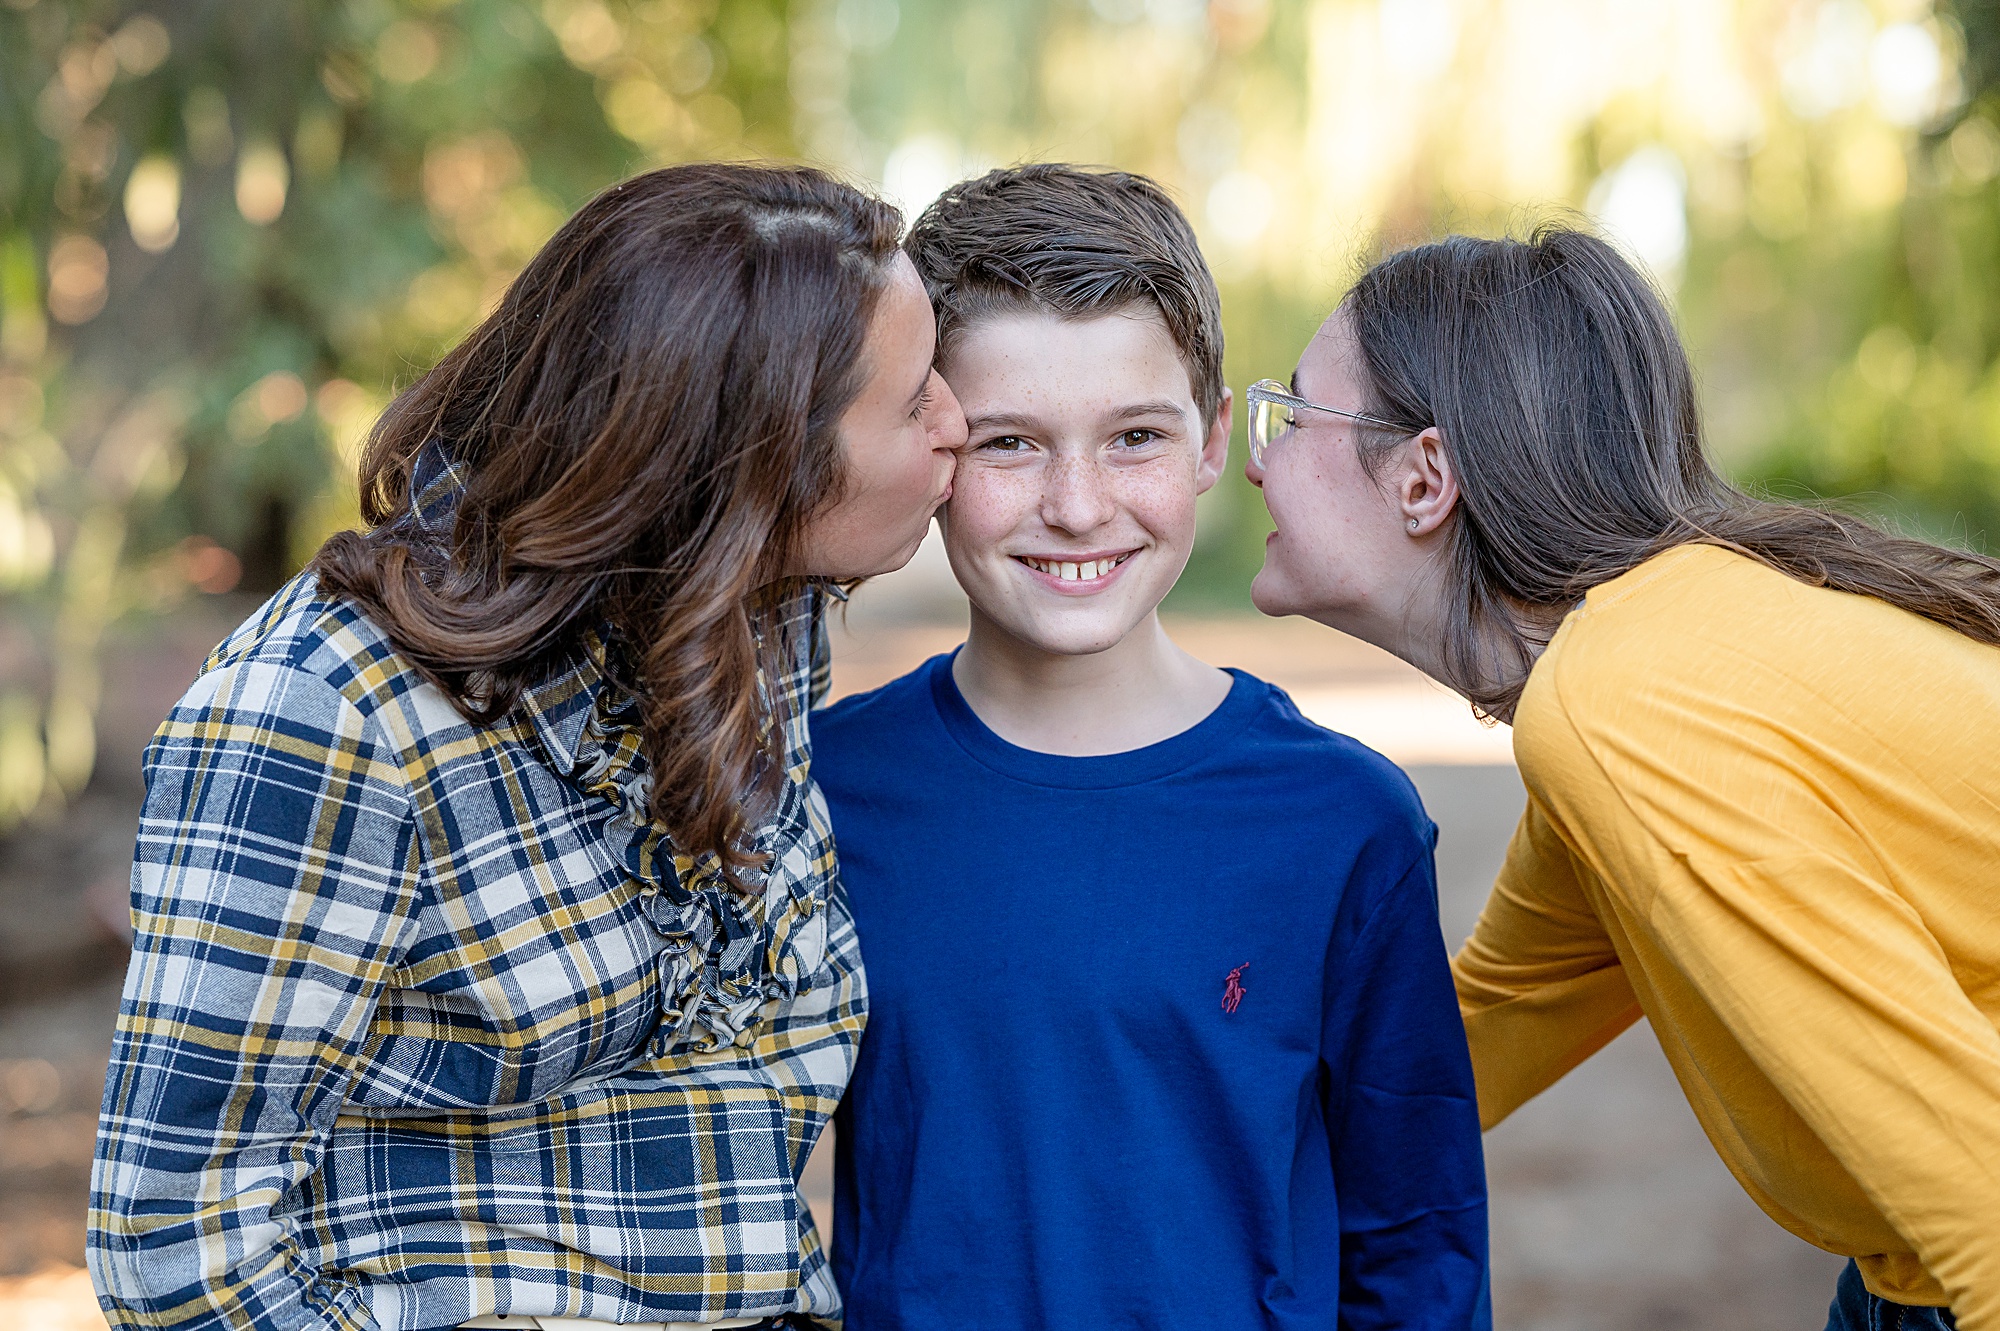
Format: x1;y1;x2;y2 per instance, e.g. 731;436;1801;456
1249;568;1298;619
857;530;932;580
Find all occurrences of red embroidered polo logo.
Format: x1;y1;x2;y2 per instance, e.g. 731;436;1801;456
1222;962;1250;1014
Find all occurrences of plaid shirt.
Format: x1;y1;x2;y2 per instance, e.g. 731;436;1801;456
88;487;863;1331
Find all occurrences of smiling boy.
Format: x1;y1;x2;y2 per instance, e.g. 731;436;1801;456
811;165;1489;1331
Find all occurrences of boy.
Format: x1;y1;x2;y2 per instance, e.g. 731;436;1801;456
812;165;1488;1330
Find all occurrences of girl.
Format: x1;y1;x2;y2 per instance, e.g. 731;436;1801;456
89;164;966;1331
1245;226;1998;1331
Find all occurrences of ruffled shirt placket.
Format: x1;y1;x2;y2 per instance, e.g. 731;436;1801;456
530;618;831;1060
406;441;835;1063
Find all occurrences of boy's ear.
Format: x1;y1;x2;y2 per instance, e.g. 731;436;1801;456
1196;388;1233;494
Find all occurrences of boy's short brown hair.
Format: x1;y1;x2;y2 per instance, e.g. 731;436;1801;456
904;164;1225;427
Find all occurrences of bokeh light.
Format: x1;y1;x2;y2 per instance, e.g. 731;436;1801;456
2;0;2000;815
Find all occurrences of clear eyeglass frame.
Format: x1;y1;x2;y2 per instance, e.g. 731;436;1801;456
1244;378;1400;468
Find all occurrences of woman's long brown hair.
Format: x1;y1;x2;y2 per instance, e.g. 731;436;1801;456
1343;225;2000;722
314;163;903;884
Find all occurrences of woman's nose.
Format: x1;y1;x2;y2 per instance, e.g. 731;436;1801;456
923;371;968;451
1243;450;1266;490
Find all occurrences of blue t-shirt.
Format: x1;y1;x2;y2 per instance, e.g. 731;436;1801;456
812;655;1489;1331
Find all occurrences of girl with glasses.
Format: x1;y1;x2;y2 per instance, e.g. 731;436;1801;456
1246;226;1997;1331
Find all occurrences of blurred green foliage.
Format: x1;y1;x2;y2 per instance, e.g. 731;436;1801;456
1724;0;2000;546
0;0;787;824
6;0;2000;829
835;0;2000;602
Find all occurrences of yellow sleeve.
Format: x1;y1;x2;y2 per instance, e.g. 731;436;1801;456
1650;831;2000;1329
1540;644;2000;1329
1452;795;1643;1130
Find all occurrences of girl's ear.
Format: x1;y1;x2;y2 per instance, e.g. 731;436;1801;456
1398;426;1459;536
1197;388;1233;494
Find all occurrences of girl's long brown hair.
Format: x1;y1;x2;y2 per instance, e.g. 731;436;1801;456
1343;225;2000;721
314;163;903;883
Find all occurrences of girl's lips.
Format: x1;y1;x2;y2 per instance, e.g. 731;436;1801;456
1013;550;1137;595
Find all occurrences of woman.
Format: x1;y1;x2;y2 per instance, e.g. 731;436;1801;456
89;164;966;1331
1243;226;1998;1331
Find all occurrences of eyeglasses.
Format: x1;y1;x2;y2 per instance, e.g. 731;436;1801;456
1244;378;1400;468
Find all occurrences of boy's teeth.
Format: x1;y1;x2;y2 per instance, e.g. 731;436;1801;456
1026;555;1125;580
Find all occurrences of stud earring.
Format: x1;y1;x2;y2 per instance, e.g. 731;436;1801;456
1408;518;1420;531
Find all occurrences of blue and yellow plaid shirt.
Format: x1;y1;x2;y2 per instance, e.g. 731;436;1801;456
88;515;863;1330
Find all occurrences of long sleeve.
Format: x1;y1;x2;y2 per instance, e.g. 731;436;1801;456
89;660;421;1331
1489;541;2000;1328
1324;852;1490;1331
1451;796;1643;1128
1656;839;2000;1330
1558;712;2000;1331
1427;543;2000;1324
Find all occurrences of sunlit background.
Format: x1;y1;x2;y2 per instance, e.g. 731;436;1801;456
4;0;1998;819
0;0;1994;1325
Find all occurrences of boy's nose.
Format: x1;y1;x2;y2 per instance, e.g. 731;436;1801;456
1041;456;1118;533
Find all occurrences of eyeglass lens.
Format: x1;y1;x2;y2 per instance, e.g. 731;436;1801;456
1248;396;1292;467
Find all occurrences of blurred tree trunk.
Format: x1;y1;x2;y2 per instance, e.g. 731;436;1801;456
0;0;795;829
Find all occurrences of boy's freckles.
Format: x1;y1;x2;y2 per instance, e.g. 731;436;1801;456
935;307;1217;656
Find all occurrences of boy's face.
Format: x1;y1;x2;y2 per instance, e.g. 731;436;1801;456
940;308;1231;657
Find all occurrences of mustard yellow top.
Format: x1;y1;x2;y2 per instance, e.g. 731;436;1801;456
1454;542;2000;1327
